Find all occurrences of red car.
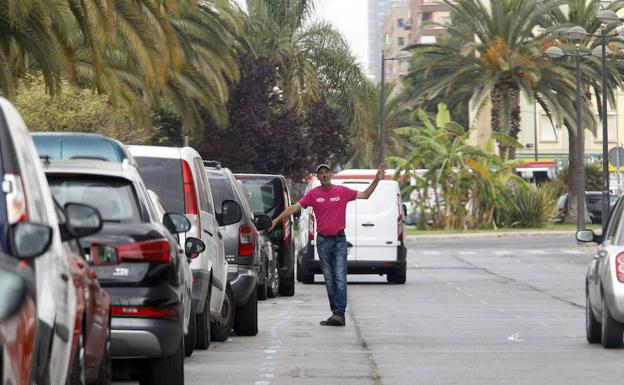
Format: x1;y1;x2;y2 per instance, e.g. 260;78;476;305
56;204;112;385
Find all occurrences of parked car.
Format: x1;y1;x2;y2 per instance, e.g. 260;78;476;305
129;145;227;349
204;161;272;336
32;132;137;166
577;195;624;348
1;97;83;385
44;159;202;384
297;178;407;284
235;173;296;296
555;191;618;224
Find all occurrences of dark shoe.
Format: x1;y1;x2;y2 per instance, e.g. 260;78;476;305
320;314;345;326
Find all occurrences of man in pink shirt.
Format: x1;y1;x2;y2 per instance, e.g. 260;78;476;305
271;163;385;326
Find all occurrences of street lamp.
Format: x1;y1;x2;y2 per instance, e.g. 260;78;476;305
546;43;591;231
380;50;410;164
561;13;622;234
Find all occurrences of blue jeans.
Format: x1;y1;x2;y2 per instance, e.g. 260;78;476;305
316;233;348;315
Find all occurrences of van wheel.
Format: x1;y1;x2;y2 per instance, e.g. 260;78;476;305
195;284;211;350
257;274;267;301
279;273;294;296
140;337;184;385
211;285;234;341
296;260;303;282
234;289;258;336
601;296;623;348
387;268;406;284
184;302;196;357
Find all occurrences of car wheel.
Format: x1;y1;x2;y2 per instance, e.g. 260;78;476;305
601;296;624;348
69;332;86;385
301;272;314;284
93;325;112;385
184;302;196;357
279;268;294;296
296;259;303;282
586;293;601;343
268;268;280;298
211;284;234;342
257;270;268;301
234;289;258;336
140;337;184;385
194;286;211;350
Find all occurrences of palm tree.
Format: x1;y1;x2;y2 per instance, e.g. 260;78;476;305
405;0;589;159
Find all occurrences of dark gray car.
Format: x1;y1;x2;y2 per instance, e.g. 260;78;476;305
204;162;271;336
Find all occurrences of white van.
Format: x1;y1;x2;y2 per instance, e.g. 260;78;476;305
296;178;407;284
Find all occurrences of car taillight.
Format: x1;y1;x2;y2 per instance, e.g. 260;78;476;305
239;225;256;256
181;160;198;216
4;174;28;223
117;240;170;263
308;213;315;241
616;253;624;283
111;306;177;320
397;196;403;242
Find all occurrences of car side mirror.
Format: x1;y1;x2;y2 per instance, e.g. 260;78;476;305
185;237;205;259
254;214;272;231
0;265;27;322
89;244;119;265
163;213;191;234
221;200;242;226
64;203;102;238
576;229;600;244
8;222;53;259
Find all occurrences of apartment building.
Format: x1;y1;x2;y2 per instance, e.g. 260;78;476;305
407;0;451;44
381;5;411;82
368;0;404;82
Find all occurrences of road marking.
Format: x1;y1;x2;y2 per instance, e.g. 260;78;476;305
413;263;419;267
480;300;488;305
527;249;547;254
494;251;512;256
508;333;523;342
422;251;441;255
455;287;463;292
497;308;505;312
457;251;476;255
561;249;584;254
538;322;548;326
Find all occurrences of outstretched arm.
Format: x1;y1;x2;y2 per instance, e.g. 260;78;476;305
270;202;303;230
357;163;386;199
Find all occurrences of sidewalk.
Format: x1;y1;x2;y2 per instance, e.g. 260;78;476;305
405;229;576;242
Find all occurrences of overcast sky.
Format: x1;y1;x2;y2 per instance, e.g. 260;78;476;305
314;0;369;71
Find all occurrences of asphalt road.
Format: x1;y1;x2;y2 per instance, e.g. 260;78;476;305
115;235;624;385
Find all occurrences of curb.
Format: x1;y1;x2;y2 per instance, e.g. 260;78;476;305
405;230;576;242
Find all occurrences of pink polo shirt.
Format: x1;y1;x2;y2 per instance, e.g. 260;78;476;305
299;185;358;235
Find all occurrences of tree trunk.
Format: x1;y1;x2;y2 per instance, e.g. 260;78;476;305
491;81;521;160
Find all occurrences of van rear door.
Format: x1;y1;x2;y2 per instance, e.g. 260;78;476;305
342;181;399;262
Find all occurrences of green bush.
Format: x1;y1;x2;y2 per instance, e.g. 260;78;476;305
505;183;558;228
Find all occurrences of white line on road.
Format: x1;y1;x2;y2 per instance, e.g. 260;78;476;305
455;287;463;291
422;251;441;255
494;251;512;256
527;250;548;254
480;300;488;305
457;251;476;255
413;263;419;267
561;249;584;254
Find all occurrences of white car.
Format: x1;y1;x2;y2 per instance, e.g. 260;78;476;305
1;97;77;384
129;145;227;349
297;176;407;284
578;200;624;348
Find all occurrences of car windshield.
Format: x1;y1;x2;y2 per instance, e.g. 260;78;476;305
48;176;142;223
237;178;277;214
135;157;184;214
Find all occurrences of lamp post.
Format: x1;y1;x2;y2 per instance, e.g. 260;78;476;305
379;50;410;164
546;44;592;231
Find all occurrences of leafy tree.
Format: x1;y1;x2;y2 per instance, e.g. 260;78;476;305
303;100;350;168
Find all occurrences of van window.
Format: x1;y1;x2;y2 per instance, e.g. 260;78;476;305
237;178;278;214
206;172;236;215
135;157;184;214
48;176;142;223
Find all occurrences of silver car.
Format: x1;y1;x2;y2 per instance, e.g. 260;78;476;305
577;197;624;348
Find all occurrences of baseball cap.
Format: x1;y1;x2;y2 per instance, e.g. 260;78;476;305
315;164;331;173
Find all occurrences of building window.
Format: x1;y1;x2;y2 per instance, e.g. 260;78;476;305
540;114;558;142
397;18;404;28
398;37;405;46
422;12;432;22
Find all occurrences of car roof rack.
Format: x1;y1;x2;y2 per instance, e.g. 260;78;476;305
203;160;221;169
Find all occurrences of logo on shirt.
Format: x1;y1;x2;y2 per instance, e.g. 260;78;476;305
330;196;341;202
316;197;326;203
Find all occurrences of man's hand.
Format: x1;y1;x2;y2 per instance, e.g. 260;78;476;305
375;163;386;181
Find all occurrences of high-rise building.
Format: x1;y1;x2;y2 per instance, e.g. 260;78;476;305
381;5;410;82
368;0;404;82
407;0;451;45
